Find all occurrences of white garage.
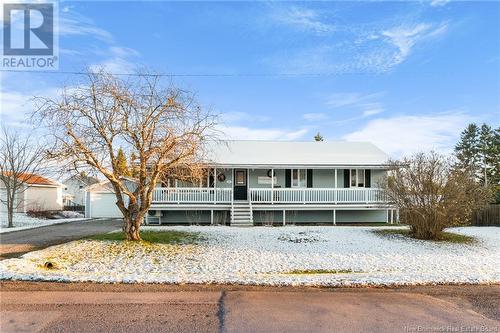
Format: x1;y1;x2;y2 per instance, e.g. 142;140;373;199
85;179;135;219
86;192;123;218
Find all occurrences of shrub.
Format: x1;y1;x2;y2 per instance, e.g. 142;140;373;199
383;152;493;240
26;208;62;219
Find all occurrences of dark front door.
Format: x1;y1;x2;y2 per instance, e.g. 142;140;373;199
233;169;247;200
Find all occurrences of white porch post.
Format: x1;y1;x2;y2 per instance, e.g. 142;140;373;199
390;209;394;224
396;209;400;223
282;209;286;226
271;168;274;204
386;209;389;223
210;210;214;225
213;168;217;204
333;209;336;225
334;169;338;204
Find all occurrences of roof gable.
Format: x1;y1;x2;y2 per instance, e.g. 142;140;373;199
63;174;100;186
1;172;59;186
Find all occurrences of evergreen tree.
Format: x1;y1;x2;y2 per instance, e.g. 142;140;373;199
455;123;500;203
314;132;324;142
493;127;500;202
130;152;139;178
116;148;130;177
478;124;495;186
454;123;479;170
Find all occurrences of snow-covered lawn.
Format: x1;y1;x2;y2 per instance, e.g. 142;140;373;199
0;212;88;234
1;226;499;287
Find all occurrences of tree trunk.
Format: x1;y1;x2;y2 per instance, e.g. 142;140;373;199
123;217;142;241
7;194;14;228
8;208;13;228
411;222;442;240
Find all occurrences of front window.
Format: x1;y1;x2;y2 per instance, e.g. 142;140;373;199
350;169;365;188
291;169;307;187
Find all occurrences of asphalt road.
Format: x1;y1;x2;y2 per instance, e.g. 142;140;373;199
1;283;498;333
0;218;122;258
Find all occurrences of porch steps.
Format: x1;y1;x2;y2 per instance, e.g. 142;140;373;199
230;201;253;226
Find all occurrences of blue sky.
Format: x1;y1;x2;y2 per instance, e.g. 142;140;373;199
1;0;499;157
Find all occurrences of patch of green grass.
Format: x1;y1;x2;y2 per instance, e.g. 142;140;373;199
283;269;354;275
373;229;476;244
434;232;476;243
336;222;405;227
89;230;204;245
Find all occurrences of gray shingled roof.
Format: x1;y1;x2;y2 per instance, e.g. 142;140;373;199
206;140;389;168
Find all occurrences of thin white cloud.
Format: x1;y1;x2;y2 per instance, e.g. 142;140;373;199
218;125;308;141
108;46;141;58
89;47;141;74
271;6;334;34
325;92;385;121
0;87;61;127
58;7;140;67
343;112;472;157
223;112;271;123
326;92;382;109
362;108;383;117
381;22;448;66
89;57;136;74
430;0;450;7
303;113;328;121
59;11;113;42
382;24;431;65
267;13;449;74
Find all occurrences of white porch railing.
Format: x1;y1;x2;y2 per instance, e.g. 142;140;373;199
152;187;232;203
249;188;386;204
152;187;386;204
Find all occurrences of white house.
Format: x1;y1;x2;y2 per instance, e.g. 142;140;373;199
0;173;63;213
62;174;99;206
85;140;396;225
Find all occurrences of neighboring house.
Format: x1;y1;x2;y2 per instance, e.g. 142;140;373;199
0;173;63;212
147;140;395;226
62;175;99;206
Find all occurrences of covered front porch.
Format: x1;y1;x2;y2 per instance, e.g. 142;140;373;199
152;167;388;205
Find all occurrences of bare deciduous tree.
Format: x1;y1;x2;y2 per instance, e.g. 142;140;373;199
383;152;492;240
0;127;46;227
33;69;217;240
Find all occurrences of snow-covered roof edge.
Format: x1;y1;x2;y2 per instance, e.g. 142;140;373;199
204;140;390;168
